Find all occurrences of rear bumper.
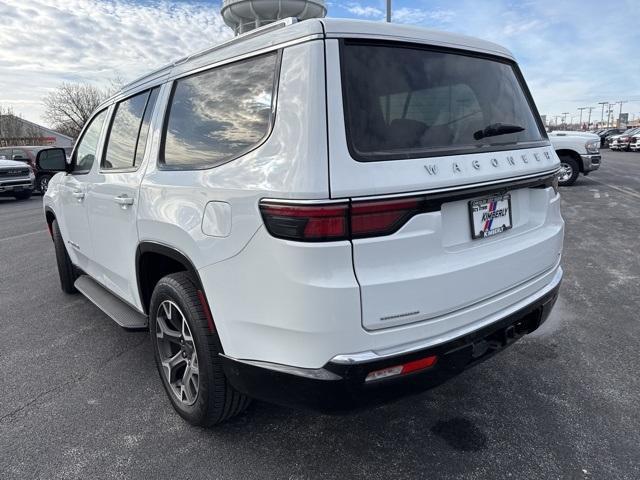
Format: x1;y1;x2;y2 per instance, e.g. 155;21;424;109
581;154;601;172
220;270;562;412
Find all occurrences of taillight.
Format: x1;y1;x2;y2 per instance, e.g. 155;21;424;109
260;197;424;242
351;198;420;238
259;201;349;241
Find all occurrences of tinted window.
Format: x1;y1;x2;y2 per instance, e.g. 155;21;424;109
74;109;107;174
103;88;159;170
342;42;546;161
0;148;11;159
162;52;278;169
12;149;28;160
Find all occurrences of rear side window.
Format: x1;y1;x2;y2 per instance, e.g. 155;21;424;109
103;88;159;170
341;41;546;161
162;52;278;170
73;109;108;174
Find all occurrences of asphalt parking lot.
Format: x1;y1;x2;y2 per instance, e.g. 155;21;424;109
1;150;639;479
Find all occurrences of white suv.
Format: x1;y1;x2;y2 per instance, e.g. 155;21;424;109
38;18;564;426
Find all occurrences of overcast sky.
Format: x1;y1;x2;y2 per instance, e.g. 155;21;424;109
1;0;639;127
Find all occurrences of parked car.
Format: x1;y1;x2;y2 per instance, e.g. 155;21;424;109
0;158;34;200
547;131;601;186
610;128;640;151
629;133;640;151
598;128;623;148
38;18;563;426
0;145;66;193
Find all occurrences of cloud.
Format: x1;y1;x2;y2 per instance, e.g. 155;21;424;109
0;0;231;125
393;8;455;24
345;3;383;18
1;0;639;128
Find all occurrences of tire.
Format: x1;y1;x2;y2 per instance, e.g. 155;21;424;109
14;190;32;200
149;272;250;426
52;219;78;294
38;174;52;194
558;155;580;186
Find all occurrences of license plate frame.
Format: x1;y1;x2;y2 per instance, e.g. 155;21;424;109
469;193;513;240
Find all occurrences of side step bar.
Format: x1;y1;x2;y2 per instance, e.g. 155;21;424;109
74;275;148;330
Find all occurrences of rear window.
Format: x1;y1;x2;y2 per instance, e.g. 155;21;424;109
341;41;546;161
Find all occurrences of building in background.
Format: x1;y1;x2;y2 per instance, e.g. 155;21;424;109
0;114;73;148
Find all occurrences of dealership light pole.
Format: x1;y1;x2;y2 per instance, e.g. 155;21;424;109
386;0;391;22
578;107;587;129
586;107;594;128
598;102;608;126
616;100;627;127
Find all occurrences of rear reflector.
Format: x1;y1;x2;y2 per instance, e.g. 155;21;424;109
365;355;438;383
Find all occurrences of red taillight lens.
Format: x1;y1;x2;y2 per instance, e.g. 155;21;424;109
351;197;420;238
260;202;349;241
260;197;424;242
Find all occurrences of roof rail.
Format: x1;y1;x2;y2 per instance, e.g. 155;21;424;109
186;17;297;63
120;17;298;92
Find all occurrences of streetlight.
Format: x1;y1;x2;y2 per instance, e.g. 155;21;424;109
616;100;627;127
578;107;587;129
598;102;608;126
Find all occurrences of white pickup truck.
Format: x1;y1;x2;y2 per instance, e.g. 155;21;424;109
548;131;601;186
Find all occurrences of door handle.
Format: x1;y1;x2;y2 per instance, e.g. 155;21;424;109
114;195;134;208
72;190;85;200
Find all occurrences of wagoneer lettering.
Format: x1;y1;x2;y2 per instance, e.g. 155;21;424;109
40;17;563;426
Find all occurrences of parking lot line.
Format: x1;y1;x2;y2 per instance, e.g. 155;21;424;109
0;230;47;243
582;177;640;200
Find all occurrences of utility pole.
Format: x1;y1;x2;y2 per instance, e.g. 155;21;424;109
598;102;607;126
586;107;594;128
616;100;627;127
386;0;391;22
562;112;569;126
607;104;614;127
578;107;587;129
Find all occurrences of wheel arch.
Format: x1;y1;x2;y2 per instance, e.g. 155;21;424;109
555;149;583;172
44;207;56;239
136;242;207;315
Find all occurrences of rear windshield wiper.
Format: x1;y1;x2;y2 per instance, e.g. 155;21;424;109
474;123;525;140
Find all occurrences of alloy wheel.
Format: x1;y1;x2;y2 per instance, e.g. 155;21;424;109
155;300;200;405
40;176;49;193
558;162;573;183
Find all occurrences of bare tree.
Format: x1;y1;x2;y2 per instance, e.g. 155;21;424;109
43;82;115;139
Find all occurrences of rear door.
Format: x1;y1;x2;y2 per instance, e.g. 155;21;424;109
85;87;160;308
326;39;563;330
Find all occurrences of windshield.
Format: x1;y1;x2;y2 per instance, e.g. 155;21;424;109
341;41;547;161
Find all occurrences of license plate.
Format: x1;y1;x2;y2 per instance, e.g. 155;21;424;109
469;194;512;239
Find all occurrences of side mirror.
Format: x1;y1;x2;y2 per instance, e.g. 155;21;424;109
36;148;69;173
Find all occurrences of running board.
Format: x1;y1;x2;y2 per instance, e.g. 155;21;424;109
74;275;148;330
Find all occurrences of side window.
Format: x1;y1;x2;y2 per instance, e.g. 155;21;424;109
12;149;28;161
102;88;159;170
74;109;108;174
0;148;12;159
162;52;278;169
